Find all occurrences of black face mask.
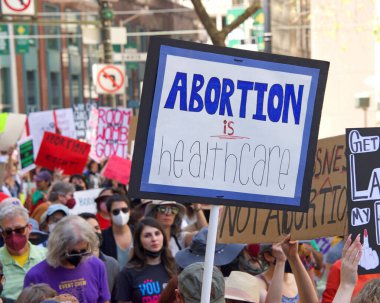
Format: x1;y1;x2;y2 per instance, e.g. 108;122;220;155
96;232;103;247
66;255;82;267
238;255;266;276
145;249;162;258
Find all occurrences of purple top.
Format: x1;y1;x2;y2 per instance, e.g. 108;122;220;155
24;256;110;303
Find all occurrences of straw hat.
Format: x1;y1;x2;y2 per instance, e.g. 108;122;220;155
225;271;260;303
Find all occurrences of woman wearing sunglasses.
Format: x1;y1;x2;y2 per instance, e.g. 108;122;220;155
145;201;205;256
100;195;133;269
115;217;176;303
23;215;110;303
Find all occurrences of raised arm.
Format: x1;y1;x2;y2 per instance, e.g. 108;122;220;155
332;234;362;303
280;235;319;303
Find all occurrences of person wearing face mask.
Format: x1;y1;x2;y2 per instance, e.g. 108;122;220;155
31;182;76;224
79;212;119;303
94;188;121;230
69;175;88;192
0;205;46;300
115;217;176;303
0;260;15;303
100;195;133;269
23;215;110;303
39;204;70;234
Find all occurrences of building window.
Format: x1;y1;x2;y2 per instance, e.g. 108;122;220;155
44;4;60;50
25;71;39;113
70;74;81;105
50;72;61;109
0;68;11;112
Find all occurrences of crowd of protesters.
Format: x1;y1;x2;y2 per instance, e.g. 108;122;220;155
0;149;379;303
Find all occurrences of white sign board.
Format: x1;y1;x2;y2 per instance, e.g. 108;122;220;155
111;27;127;45
72;188;103;215
92;64;125;95
0;113;26;151
1;0;35;15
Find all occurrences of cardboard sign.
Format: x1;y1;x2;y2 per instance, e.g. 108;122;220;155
35;132;90;175
95;107;132;159
102;155;132;185
346;128;380;274
0;113;26;151
71;188;103;215
129;37;329;211
72;102;98;140
17;136;35;174
218;135;347;243
28;109;77;157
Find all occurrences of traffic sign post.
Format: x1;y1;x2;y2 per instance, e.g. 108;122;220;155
15;24;30;54
0;25;9;55
92;64;125;95
0;0;36;16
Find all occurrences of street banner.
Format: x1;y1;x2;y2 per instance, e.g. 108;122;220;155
28;109;77;157
72;102;98;140
17;136;35;174
71;188;103;215
35;132;90;175
0;113;26;151
346;128;380;274
218;135;347;243
129;37;329;211
102;155;132;185
95;107;132;159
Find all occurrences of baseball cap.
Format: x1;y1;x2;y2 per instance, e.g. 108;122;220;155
178;262;225;303
40;204;70;224
34;171;52;182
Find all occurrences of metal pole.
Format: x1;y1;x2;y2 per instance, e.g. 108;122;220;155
263;0;272;53
8;24;19;113
200;205;220;303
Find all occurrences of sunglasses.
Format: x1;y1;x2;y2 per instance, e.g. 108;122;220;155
112;207;129;216
157;205;179;215
1;224;28;237
65;248;92;258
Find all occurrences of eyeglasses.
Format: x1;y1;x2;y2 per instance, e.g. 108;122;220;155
1;224;28;237
112;207;129;216
157;205;179;215
65;248;92;258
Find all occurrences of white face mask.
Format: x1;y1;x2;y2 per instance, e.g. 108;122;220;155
48;223;57;233
112;212;130;227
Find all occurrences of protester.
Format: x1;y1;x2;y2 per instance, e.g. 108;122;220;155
115;217;176;303
79;212;119;303
100;194;133;268
69;174;88;191
0;204;46;300
3;160;22;199
239;244;267;276
84;160;102;189
31;181;75;223
175;227;244;274
157;276;178;303
0;260;15;303
175;262;225;303
145;200;207;255
16;283;57;303
28;218;49;246
30;170;52;213
23;215;110;302
39;204;70;233
94;188;120;230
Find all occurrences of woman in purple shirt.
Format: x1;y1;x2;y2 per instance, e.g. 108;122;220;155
24;216;110;303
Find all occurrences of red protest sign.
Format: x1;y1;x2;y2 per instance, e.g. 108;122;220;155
36;132;90;175
102;155;132;185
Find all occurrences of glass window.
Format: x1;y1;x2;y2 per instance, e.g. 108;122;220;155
0;68;11;112
50;72;62;109
44;4;60;50
25;71;39;113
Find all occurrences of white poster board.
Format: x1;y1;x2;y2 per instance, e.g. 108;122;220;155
71;188;103;215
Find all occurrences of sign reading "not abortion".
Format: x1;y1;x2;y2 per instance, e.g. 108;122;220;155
130;38;329;211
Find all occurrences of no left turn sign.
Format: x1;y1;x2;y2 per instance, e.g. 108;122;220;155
1;0;35;15
92;64;126;95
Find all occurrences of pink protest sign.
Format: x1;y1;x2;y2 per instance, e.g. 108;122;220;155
102;155;132;185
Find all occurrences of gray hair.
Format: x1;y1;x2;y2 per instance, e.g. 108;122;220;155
46;215;98;268
47;182;75;202
0;204;29;227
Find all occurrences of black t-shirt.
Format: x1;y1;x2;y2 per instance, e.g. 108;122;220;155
116;262;169;303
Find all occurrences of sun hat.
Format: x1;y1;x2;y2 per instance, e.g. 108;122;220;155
33;170;52;182
144;200;186;218
40;204;70;224
175;227;245;269
178;262;225;303
225;271;260;303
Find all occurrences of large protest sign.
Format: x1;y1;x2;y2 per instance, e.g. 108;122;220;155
95;107;132;159
218;135;347;243
102;155;132;185
71;188;103;215
72;102;98;140
17;136;35;174
35;132;90;175
28;109;76;156
129;37;329;211
346;128;380;274
0;113;26;151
